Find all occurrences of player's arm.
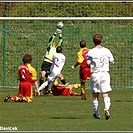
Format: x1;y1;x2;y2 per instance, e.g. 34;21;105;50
53;58;59;67
47;34;56;48
56;29;63;46
109;61;115;65
71;62;80;69
57;36;63;46
86;56;92;67
70;53;82;69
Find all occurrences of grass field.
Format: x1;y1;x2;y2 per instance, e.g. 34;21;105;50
0;88;132;132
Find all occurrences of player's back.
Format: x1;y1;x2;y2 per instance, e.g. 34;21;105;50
51;53;66;73
89;46;114;72
18;64;32;82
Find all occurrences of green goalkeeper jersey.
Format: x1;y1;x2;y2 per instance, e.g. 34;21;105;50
44;34;62;63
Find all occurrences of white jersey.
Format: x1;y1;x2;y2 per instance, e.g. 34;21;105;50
50;53;66;76
38;53;66;92
88;46;114;73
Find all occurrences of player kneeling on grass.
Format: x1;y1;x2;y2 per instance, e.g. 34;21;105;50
40;79;81;96
4;54;40;103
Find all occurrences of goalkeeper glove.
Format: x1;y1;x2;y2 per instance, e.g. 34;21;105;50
56;29;62;34
54;29;62;36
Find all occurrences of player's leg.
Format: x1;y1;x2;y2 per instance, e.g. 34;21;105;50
47;80;55;94
20;82;33;102
92;92;101;119
69;84;81;96
39;71;46;86
39;61;51;86
58;73;69;86
38;80;49;92
80;68;90;100
80;80;87;100
101;72;112;120
103;92;111;120
90;73;101;119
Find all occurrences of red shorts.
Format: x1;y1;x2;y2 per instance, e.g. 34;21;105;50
18;81;32;98
80;67;91;81
52;85;70;96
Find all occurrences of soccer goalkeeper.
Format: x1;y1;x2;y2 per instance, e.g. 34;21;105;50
39;28;68;89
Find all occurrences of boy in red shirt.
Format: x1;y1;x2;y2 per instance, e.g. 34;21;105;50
4;54;39;102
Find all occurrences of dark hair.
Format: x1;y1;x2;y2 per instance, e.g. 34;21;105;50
93;34;102;45
80;40;86;48
56;46;62;53
22;54;32;64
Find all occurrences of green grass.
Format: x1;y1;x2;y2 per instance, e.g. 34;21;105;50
0;88;133;131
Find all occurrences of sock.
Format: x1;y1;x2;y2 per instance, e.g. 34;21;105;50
104;97;111;110
23;97;32;102
73;84;81;89
81;81;85;94
38;81;48;92
92;100;100;115
61;79;67;85
70;91;79;96
48;80;55;90
11;96;19;102
39;79;44;86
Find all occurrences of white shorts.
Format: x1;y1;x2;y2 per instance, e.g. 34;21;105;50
48;72;59;82
90;72;112;93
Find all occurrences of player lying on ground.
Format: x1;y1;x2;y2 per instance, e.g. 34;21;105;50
33;79;81;96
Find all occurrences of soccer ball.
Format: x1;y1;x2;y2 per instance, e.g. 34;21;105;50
57;22;64;29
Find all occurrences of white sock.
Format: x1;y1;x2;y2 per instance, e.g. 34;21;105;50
104;97;111;111
92;100;100;115
38;81;48;92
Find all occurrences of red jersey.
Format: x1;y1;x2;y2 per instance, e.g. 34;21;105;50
77;47;89;69
76;47;91;80
52;84;70;96
18;63;37;83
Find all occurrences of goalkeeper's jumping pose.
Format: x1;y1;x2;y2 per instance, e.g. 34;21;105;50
39;29;68;88
38;46;66;94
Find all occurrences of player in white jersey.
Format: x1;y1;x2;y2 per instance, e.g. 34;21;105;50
38;46;66;93
87;34;115;120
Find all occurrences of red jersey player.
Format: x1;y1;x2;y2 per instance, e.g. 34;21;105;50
4;54;39;102
42;79;81;96
71;40;91;100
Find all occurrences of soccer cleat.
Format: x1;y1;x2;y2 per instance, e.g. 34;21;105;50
48;88;53;94
42;88;47;95
18;96;24;102
93;113;101;119
4;95;12;102
104;109;110;120
33;89;40;96
81;92;87;100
